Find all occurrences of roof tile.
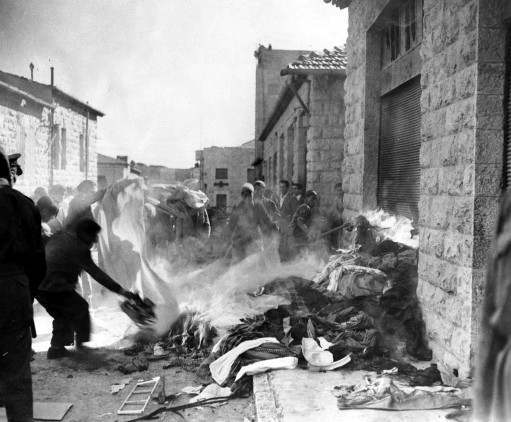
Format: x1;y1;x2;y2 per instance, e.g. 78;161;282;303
281;46;346;75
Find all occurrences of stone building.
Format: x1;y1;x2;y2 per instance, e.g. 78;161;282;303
195;140;255;211
324;0;511;377
258;48;346;208
135;162;194;185
97;154;132;187
0;69;103;196
254;45;312;177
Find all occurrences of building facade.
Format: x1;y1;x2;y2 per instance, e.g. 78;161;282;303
97;154;131;186
195;140;255;211
258;48;346;208
325;0;511;377
135;163;194;186
0;69;103;196
254;45;312;177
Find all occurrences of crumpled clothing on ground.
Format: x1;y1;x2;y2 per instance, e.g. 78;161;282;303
334;376;470;411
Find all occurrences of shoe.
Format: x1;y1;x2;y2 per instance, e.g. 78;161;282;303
47;347;71;360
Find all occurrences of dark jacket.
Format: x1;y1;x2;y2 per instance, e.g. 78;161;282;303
0;185;46;296
38;231;123;294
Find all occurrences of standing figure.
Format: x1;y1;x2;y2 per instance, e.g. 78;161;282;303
253;180;280;222
278;180;298;261
228;183;277;262
476;191;511;422
327;182;344;250
36;219;135;359
0;149;46;422
290;190;319;257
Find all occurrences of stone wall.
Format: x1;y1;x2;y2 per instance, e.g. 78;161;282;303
254;47;311;170
344;0;508;377
262;75;345;210
0;87;101;197
198;144;255;211
52;102;98;189
307;75;345;209
262;81;310;193
0;92;51;196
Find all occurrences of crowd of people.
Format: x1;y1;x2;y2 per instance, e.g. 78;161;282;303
0;149;136;421
227;178;345;263
0;147;344;421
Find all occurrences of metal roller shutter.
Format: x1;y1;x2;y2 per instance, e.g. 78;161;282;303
377;76;421;222
504;25;511;189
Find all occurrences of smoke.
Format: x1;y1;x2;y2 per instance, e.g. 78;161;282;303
95;177;324;337
362;209;418;249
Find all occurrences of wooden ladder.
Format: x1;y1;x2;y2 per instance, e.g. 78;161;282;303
117;377;160;415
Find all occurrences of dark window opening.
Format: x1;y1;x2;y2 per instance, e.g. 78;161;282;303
382;0;422;67
52;125;60;170
215;168;228;179
60;128;67;169
216;194;227;210
79;134;85;172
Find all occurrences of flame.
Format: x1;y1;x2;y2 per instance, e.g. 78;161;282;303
362;209;418;249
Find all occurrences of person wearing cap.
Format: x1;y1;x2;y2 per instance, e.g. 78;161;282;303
253;180;280;222
7;153;23;185
290;190;320;256
227;183;277;262
0;149;46;421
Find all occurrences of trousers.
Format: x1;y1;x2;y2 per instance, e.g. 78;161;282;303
0;273;33;422
36;290;91;348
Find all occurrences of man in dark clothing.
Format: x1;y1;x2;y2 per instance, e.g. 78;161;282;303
0;149;46;422
65;180;106;230
290;190;320;257
37;219;135;359
277;180;298;261
228;183;277;262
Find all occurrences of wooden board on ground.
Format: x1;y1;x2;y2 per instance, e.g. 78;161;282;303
1;402;73;421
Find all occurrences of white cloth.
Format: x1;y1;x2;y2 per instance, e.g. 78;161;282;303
234;356;298;381
209;337;279;385
189;384;232;403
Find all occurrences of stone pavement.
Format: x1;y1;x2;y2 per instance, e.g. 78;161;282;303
253;368;455;422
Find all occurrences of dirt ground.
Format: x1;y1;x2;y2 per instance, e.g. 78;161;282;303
31;349;254;422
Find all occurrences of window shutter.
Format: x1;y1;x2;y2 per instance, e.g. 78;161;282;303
504;25;511;189
377;76;421;222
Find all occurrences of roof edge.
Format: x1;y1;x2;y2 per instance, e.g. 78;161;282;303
0;80;54;108
323;0;351;9
280;68;346;77
259;76;306;142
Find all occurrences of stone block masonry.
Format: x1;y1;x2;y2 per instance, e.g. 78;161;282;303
0;88;100;197
342;0;508;377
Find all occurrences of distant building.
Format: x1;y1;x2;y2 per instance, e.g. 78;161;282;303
254;45;311;178
135;162;194;185
0;68;104;196
258;48;346;208
195;140;255;211
97;154;132;187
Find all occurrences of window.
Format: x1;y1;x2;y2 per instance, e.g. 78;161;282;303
216;194;227;210
382;0;422;66
273;152;277;186
60;127;67;169
52;125;60;170
79;134;85;172
215;168;228;179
